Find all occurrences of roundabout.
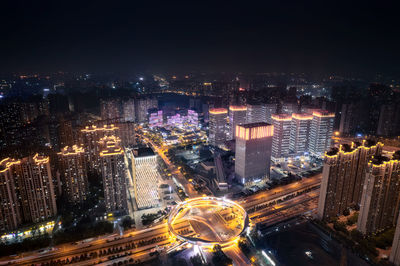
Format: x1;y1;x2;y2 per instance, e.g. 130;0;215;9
168;197;249;247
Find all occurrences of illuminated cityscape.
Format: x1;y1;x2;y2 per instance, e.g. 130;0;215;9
0;1;400;266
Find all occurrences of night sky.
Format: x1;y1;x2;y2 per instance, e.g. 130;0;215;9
1;0;399;75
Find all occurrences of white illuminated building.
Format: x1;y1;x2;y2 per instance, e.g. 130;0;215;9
131;148;160;209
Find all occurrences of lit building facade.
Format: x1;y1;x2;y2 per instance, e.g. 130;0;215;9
271;114;292;161
309;110;335;157
131;148;160;209
390;211;400;265
0;154;57;232
289;113;313;155
80;124;119;169
187;109;199;127
357;154;400;234
136;97;158;123
58;145;88;204
317;141;383;220
208;108;228;147
235;123;273;184
122;99;135;122
228;105;247;140
246;104;266;123
99;136;127;213
149;110;163;128
100;99;121;120
265;103;277;124
0;158;23;231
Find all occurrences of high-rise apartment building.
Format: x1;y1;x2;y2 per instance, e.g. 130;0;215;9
246;104;266;123
377;104;400;136
58;145;88;204
228;105;247;140
99;136;127;213
339;103;358;134
235;123;273;184
20;154;57;224
265;103;277;124
131;148;160;209
208;108;228;147
289;113;313;155
309;110;335;157
136;97;158;123
100;99;121;121
271;114;292;161
390;211;400;265
317;141;383;220
80;124;119;169
122;99;135;122
0;154;57;232
0;158;24;231
357;153;400;234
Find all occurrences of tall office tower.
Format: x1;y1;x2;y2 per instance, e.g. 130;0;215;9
149;110;163;128
289;113;313;155
309;110;335;157
228;105;247;140
0;158;23;231
265;103;277;124
317;141;383;220
271;114;292;161
208;108;228;147
136;97;158;123
246;103;266;123
235;123;274;184
58;145;88;204
80;124;119;169
390;211;400;265
131;148;160;209
100;99;121;121
357;152;400;234
377;104;400;136
122;99;135;122
99;136;127;213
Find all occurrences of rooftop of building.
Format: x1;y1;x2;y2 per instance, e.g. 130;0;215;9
292;113;313;120
271;113;292;120
312;110;335;117
229;105;247;111
135;147;155;157
209;108;228;114
326;147;339;156
371;155;390;165
237;122;272;128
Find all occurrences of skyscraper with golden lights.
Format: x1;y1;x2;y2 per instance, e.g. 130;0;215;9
235;122;273;184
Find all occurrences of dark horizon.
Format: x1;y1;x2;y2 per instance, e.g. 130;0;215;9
1;1;399;76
